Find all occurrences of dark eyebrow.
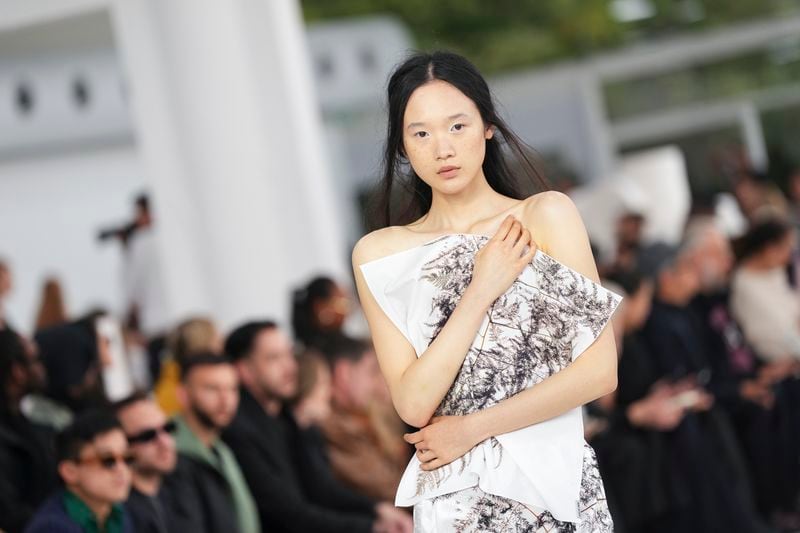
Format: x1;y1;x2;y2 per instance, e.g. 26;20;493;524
406;112;470;131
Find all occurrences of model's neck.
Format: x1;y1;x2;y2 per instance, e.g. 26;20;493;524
424;175;511;233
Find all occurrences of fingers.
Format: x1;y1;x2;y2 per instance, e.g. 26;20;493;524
403;431;423;445
504;219;522;247
415;448;436;462
512;227;531;257
490;215;515;243
420;458;444;471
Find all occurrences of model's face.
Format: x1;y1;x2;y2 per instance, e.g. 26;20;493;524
118;400;177;476
61;429;132;505
402;80;493;195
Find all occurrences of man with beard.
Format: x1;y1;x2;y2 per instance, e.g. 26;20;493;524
166;354;259;533
114;393;178;533
0;328;57;533
223;321;411;533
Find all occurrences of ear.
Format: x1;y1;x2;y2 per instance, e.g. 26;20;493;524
58;460;79;485
485;125;495;140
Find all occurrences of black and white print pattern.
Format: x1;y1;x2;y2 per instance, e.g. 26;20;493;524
411;234;617;532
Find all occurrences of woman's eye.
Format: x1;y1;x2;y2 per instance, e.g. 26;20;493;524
451;123;465;132
414;131;429;138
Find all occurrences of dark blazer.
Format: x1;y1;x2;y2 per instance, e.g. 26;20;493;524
0;411;57;533
223;388;376;533
160;454;240;533
125;487;169;533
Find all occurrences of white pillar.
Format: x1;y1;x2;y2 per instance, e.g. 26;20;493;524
739;102;768;173
110;0;348;331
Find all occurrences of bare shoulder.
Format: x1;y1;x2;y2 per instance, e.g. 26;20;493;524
518;191;586;252
352;226;414;267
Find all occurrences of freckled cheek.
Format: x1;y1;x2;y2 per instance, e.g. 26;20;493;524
403;143;435;176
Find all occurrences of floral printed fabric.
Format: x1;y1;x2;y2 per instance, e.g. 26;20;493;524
359;234;622;529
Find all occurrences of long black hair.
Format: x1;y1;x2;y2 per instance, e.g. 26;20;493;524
371;51;549;229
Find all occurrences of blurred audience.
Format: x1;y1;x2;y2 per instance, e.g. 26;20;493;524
687;218;800;525
0;328;57;533
319;336;409;502
731;217;800;363
35;311;110;413
292;276;352;350
34;277;68;332
169;354;259;533
292;350;333;429
223;321;411;533
25;409;133;533
732;170;789;223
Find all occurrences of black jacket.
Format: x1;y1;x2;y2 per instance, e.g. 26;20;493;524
125;486;170;533
223;388;376;533
160;454;240;533
0;410;57;533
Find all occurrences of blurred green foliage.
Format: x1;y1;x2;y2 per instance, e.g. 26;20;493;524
302;0;800;73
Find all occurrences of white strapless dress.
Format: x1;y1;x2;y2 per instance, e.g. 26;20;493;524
360;234;622;532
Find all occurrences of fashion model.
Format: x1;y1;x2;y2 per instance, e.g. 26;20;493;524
352;51;622;532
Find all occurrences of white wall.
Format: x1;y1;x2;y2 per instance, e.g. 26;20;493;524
0;145;143;334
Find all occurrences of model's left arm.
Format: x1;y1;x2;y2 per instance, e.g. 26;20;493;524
406;191;619;470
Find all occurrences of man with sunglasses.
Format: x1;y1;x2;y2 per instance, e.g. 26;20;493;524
24;409;134;532
114;393;178;533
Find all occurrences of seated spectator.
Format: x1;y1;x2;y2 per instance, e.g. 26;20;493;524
35;311;109;413
595;271;694;533
686;219;800;525
114;393;179;533
292;277;352;351
292;350;332;430
642;247;773;533
24;409;133;533
0;328;57;533
318;336;409;502
167;354;259;533
154;317;223;416
223;320;411;533
731;217;800;364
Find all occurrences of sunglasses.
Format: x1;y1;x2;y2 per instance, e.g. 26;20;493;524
79;452;136;470
127;420;177;445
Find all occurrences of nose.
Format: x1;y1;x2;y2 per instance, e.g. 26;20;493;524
434;135;455;160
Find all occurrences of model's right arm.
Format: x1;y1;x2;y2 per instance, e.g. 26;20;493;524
352;216;535;428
